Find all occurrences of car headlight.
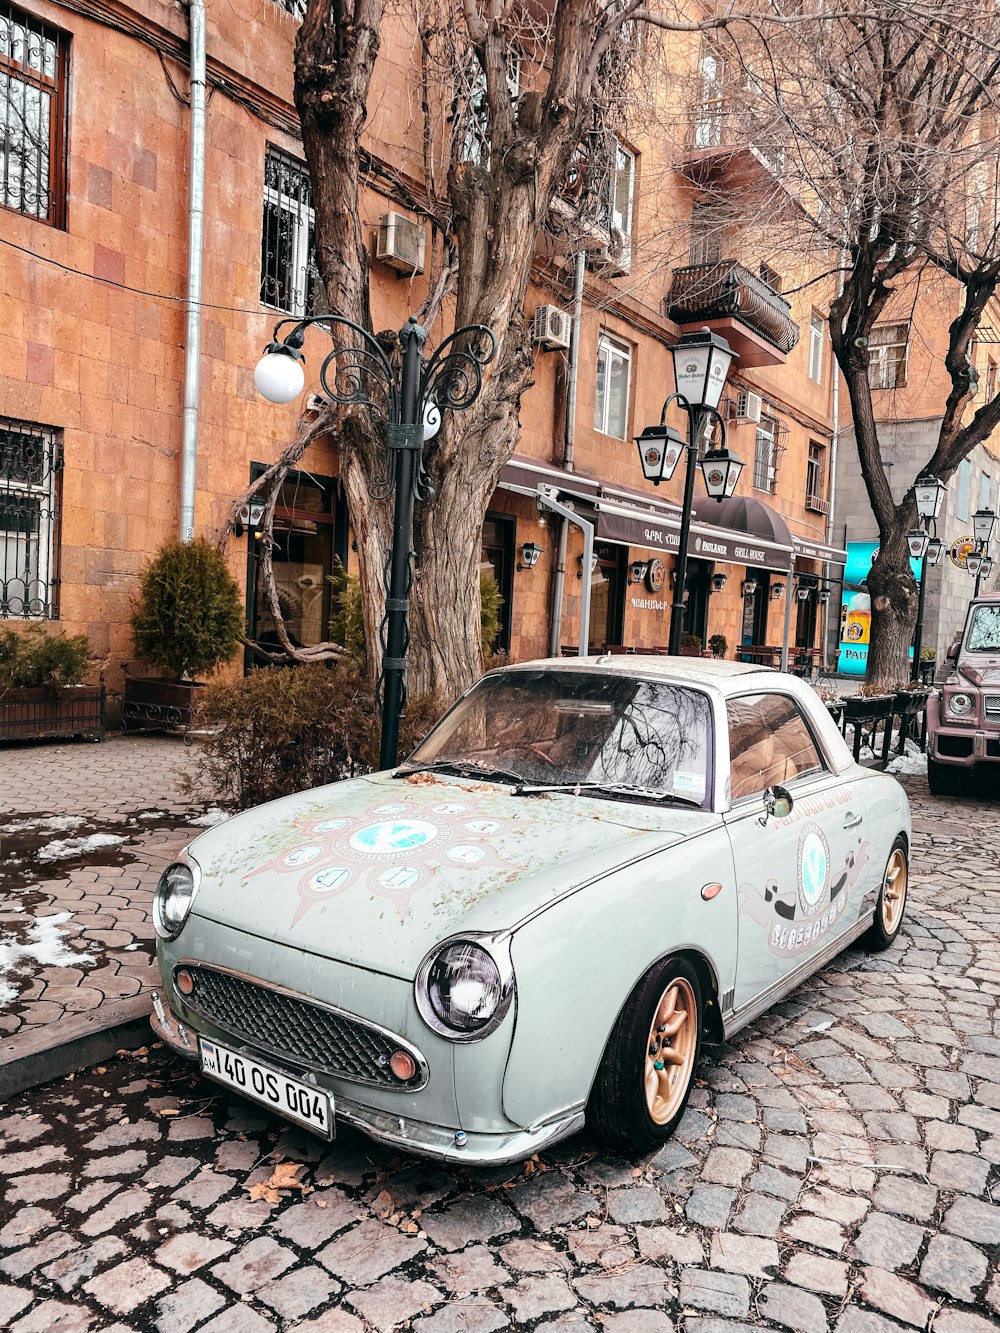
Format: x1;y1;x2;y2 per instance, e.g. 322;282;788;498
948;693;974;716
416;936;514;1040
153;859;200;940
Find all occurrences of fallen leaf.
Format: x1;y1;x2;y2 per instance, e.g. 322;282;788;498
315;1199;328;1210
373;1189;394;1219
157;1109;181;1117
269;1161;308;1191
248;1182;281;1205
405;1222;419;1234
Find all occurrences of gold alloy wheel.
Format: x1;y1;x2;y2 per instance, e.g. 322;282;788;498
881;848;908;934
644;976;698;1125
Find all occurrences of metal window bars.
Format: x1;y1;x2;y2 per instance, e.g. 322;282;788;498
0;2;68;226
260;147;318;317
0;418;62;618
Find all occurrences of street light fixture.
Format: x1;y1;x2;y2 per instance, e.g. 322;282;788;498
255;312;496;770
925;536;943;566
914;474;946;520
906;529;931;560
973;507;997;545
967;550;984;578
635;328;740;655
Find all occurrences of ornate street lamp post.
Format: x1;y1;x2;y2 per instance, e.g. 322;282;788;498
634;329;742;656
255;314;496;769
910;474;946;681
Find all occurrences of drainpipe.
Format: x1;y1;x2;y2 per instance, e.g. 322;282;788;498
822;245;847;663
538;485;593;655
548;252;587;657
179;0;207;541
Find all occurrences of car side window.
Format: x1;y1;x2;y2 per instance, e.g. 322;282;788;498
727;693;826;802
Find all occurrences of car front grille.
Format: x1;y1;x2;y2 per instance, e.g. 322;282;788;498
984;695;1000;719
180;965;425;1088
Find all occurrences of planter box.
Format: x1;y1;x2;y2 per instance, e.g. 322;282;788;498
0;681;106;743
123;678;203;738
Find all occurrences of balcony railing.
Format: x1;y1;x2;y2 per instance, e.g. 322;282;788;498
665;260;800;355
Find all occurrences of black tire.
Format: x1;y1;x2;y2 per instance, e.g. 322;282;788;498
588;955;702;1153
866;835;909;951
927;754;966;797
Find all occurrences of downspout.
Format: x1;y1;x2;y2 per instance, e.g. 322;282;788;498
822;245;846;664
179;0;207;541
548;251;587;656
538;485;593;655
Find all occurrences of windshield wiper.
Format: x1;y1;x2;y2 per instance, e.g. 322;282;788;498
394;759;526;785
514;781;705;808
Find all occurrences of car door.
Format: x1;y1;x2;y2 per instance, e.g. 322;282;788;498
724;691;866;1014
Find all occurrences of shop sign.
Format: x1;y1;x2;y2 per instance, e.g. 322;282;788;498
950;535;976;569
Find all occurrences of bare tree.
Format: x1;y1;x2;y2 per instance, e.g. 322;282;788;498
704;1;1000;687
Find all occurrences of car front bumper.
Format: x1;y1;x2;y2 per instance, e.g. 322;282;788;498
150;992;584;1166
928;724;1000;766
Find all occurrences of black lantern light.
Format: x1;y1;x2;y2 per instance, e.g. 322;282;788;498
634;423;686;486
967;550;985;577
518;542;543;570
669;328;735;412
973;507;997;545
914;474;946;520
925;536;943;566
906;529;930;560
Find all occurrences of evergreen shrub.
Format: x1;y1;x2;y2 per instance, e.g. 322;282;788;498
131;538;244;681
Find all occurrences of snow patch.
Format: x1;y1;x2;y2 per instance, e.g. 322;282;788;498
0;912;94;1010
190;808;228;828
0;815;85;835
885;741;928;777
37;833;125;863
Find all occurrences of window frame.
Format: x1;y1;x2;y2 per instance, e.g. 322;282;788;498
868;322;909;390
481;511;515;654
805;440;825;507
956;458;972;523
0;417;63;620
0;2;70;229
808;311;824;383
260;146;317;318
753;413;778;494
594;333;632;440
725;691;828;806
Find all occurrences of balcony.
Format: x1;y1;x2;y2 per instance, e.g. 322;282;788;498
664;260;800;368
679;105;787;191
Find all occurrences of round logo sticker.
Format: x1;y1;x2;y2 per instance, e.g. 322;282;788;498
282;845;323;868
348;820;438;856
378;866;421;891
797;825;830;914
447;845;486;865
309;866;351;893
465;819;501;835
314;818;349;832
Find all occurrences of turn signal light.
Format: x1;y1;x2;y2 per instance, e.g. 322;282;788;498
175;968;195;996
389;1050;417;1081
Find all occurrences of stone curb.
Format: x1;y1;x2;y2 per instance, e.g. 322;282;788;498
0;994;153;1101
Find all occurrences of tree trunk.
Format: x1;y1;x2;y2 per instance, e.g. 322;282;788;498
864;532;919;690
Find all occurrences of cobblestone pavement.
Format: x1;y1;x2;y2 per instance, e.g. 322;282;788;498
1;772;999;1333
0;736;218;1043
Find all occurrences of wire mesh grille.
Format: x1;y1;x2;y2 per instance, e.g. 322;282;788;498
260;147;320;316
185;966;422;1088
1;418;62;618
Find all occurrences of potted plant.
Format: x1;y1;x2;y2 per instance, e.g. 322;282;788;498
679;632;706;658
918;647;936;685
125;538;244;736
708;634;728;659
0;624;104;742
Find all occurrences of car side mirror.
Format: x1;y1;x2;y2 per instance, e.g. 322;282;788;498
946;641;961;664
759;785;794;826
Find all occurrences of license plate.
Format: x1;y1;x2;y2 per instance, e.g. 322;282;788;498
199;1038;334;1139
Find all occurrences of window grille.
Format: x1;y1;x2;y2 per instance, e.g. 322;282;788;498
268;0;306;17
0;418;62;618
555;128;636;245
868;322;909;389
460;52;520;166
0;1;69;226
752;414;787;494
260;147;320;317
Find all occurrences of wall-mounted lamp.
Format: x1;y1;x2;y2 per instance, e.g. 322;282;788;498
577;552;599;579
234;501;266;538
711;572;728;593
741;578;758;598
770;582;785;601
629;559;650;585
818;586;831;605
796;585;811;602
518;541;543;571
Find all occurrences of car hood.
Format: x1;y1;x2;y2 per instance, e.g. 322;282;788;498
185;771;716;979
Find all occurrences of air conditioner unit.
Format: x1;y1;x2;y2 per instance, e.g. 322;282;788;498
375;211;426;275
531;304;572;351
733;390;763;424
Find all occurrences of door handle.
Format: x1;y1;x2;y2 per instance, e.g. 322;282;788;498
843;812;863;829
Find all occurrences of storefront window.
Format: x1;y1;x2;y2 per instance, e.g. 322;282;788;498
589;544;625;651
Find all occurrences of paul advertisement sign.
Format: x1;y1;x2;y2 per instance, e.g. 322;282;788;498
838;541;922;676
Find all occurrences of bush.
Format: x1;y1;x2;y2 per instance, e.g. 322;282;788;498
329;557;367;669
708;634;728;658
190;661;443;810
680;632;703;649
0;624;91;692
920;647;936;662
131;538;244;681
480;570;503;654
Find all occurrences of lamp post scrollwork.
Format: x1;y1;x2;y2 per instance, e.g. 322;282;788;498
255;314;497;770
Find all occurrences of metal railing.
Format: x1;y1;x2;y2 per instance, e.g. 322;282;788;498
665;260;800;355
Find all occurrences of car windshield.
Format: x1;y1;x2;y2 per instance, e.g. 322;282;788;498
402;670;713;807
967;605;1000;652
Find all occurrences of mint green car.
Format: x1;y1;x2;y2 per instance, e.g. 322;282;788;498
152;658;910;1164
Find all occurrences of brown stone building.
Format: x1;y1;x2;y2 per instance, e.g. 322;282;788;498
1;0;847;705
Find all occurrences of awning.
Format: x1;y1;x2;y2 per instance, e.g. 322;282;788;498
497;454;845;570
